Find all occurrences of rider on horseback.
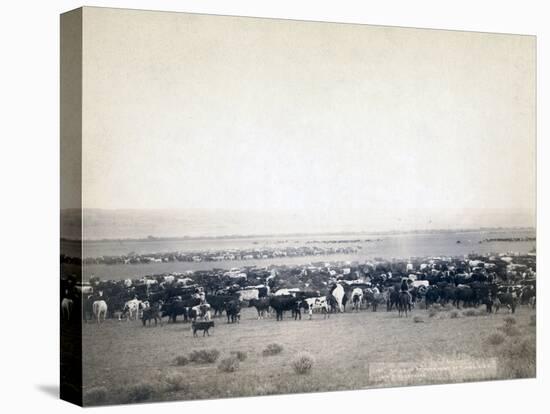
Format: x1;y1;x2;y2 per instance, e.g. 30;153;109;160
400;278;413;304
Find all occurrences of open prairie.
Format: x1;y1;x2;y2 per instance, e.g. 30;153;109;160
81;304;536;405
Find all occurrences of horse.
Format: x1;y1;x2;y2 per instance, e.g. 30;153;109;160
387;289;400;311
397;292;411;317
191;303;212;321
141;302;163;327
365;290;384;312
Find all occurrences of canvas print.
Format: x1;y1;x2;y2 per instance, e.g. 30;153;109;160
60;7;536;406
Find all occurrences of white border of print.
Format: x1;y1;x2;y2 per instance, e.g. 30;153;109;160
0;1;547;413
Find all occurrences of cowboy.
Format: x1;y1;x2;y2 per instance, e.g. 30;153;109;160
400;278;413;304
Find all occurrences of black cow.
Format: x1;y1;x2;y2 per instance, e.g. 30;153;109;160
257;286;269;298
269;296;299;321
249;297;270;319
225;300;241;324
162;298;201;323
106;294;127;319
425;287;440;308
496;292;518;314
520;286;536;306
292;299;309;320
439;285;456;305
148;290;167;303
453;287;476;308
192;320;215;336
341;293;349;312
206;295;237;318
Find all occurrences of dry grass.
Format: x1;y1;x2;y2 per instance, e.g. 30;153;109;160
174;356;189;366
82;306;536;404
449;311;459;319
218;357;240;373
262;343;284;356
160;373;189;392
292;353;315;375
428;309;438;318
498;336;536;378
485;333;505;346
188;349;220;364
497;324;521;337
231;350;248;361
124;382;156;403
503;317;517;326
462;309;478;317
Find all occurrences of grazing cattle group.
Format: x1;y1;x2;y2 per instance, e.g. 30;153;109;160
63;278;535;328
61;254;536;332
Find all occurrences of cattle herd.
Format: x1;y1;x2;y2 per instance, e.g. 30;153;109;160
61;252;536;331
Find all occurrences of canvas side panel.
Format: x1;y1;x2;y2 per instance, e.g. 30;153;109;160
60;7;83;407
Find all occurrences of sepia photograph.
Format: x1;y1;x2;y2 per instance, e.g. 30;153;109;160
60;6;536;407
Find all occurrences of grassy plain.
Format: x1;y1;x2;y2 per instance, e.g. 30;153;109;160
82;305;536;405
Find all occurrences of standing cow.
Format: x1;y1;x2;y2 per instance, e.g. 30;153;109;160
351;288;363;312
92;300;108;324
269;296;299;321
249;298;270;319
330;284;345;312
225;300;241;323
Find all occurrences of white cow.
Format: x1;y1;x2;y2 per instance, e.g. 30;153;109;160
411;280;429;289
122;299;144;321
331;284;345;312
238;289;260;302
163;275;175;284
304;296;330;318
274;288;300;296
92;300;108;324
350;287;363;311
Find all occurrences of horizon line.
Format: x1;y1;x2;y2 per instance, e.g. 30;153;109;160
61;225;536;243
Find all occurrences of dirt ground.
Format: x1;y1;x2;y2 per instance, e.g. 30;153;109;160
81;304;536;405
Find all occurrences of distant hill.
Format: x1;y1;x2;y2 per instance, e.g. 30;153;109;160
61;207;535;241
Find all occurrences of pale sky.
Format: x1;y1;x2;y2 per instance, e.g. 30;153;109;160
78;7;535;228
